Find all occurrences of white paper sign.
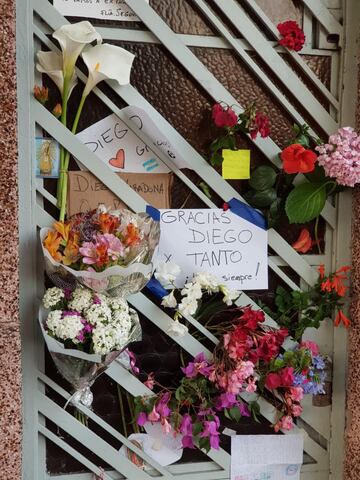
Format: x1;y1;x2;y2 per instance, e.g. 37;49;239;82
231;435;303;480
155;208;268;290
123;106;190;170
53;0;148;22
76;113;189;173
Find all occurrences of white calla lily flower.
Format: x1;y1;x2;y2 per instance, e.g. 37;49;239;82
53;20;101;77
81;43;135;97
36;51;77;99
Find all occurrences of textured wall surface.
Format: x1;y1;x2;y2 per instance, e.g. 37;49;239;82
0;0;22;479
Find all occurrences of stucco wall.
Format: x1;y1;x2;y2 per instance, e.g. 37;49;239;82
0;0;22;478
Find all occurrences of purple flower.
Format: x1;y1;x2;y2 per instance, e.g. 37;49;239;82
137;412;147;426
179;414;192;435
93;295;102;305
216;392;238;410
181;353;214;379
64;288;73;300
62;310;82;316
313;355;326;370
156;393;171;418
127;350;139;376
182;435;195;449
239;403;250;417
200;419;220;450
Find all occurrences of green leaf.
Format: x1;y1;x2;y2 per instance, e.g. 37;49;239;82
249;401;261;423
199;181;212;199
199;437;211;452
248;188;277;208
296;134;310;147
210;151;223;166
285;183;327;223
229;406;241;422
224;408;231;420
192;422;202;436
249;165;277;191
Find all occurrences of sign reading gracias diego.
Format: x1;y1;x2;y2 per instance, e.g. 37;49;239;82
155;207;268;290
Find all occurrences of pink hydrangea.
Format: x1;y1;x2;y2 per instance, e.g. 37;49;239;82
316;127;360;187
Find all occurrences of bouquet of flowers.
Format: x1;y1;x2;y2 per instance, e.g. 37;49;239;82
41;207;160;297
39;285;142;406
134;307;326;452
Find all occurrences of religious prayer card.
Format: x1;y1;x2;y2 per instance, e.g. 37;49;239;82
156;208;268;290
231;435;303;480
53;0;148;22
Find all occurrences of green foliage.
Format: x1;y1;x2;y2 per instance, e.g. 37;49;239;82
248;165;277;191
285;182;327;223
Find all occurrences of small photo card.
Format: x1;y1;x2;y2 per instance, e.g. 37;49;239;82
35;137;60;178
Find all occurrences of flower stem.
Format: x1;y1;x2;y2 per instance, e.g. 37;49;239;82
57;76;70;209
117;384;128;437
59;94;87;222
314;215;321;254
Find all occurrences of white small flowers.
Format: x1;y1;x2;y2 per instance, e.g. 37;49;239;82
155;262;181;288
42;286;135;355
161;290;178;309
220;285;240;306
42;287;64;309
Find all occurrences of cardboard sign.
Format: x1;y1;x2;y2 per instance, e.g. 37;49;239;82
231;435;303;480
53;0;148;22
76;112;189;174
155;208;268;290
67;171;172;217
222;149;250;180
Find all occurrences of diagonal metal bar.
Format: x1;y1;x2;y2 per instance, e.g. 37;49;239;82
301;0;343;36
37;393;153;480
212;0;338;135
242;0;339;109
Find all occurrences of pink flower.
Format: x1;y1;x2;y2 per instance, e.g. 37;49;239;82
182;353;213;378
144;372;155;390
265;372;282;389
246;378;257;393
292;404;303;417
212;103;238;128
200;419;220;450
161;418;172;434
300;341;319;356
290;387;304;402
137;412;147;426
182;435;195;449
280;367;295;386
280;415;294;430
316;127;360;187
148;405;160;422
79;233;124;266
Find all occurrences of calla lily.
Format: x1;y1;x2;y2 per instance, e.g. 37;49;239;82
36;51;77;99
53;21;101;78
81;43;135;97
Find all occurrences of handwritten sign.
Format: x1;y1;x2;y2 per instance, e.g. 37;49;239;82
76;113;189;174
67;171;172;217
222;149;250;180
155;208;268;290
53;0;148;22
231;435;303;480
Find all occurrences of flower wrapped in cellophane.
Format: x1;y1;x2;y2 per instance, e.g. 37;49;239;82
40;207;160;297
39;285;142;406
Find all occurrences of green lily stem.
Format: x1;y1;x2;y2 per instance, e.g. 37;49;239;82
57;75;71;208
314;216;321;254
59;94;87;222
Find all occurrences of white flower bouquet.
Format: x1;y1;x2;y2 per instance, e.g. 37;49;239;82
39;285;142;406
41;207;160;297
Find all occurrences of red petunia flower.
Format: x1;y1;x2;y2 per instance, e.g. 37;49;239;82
212;103;238;128
281;143;317;174
277;20;305;52
250;112;271;140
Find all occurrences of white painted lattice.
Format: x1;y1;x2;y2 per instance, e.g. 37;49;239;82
17;1;352;479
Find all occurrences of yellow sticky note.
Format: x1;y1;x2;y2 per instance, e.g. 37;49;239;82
222;149;250;180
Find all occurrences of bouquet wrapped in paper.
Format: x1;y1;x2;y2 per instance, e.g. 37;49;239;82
41;207;160;297
39;285;142;406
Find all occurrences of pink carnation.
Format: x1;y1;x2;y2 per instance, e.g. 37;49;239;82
316;127;360;187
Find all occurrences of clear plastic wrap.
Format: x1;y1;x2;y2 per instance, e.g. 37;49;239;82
39;304;142;406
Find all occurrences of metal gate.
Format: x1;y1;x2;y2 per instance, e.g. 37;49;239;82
17;0;353;479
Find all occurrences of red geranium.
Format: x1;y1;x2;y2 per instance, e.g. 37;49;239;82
277;20;305;52
212;103;238;128
250;112;271;140
281;143;317;174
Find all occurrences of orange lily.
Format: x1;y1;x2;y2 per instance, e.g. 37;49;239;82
334;310;351;328
125;223;140;247
44;230;63;262
54;221;71;242
62;233;80;266
292;228;312;253
97;213;119;234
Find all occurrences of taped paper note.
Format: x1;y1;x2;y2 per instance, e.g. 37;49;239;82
231;435;303;480
222;149;250;180
53;0;148;22
155;207;268;290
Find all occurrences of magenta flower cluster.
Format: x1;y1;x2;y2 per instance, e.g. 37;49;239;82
316;126;360;187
